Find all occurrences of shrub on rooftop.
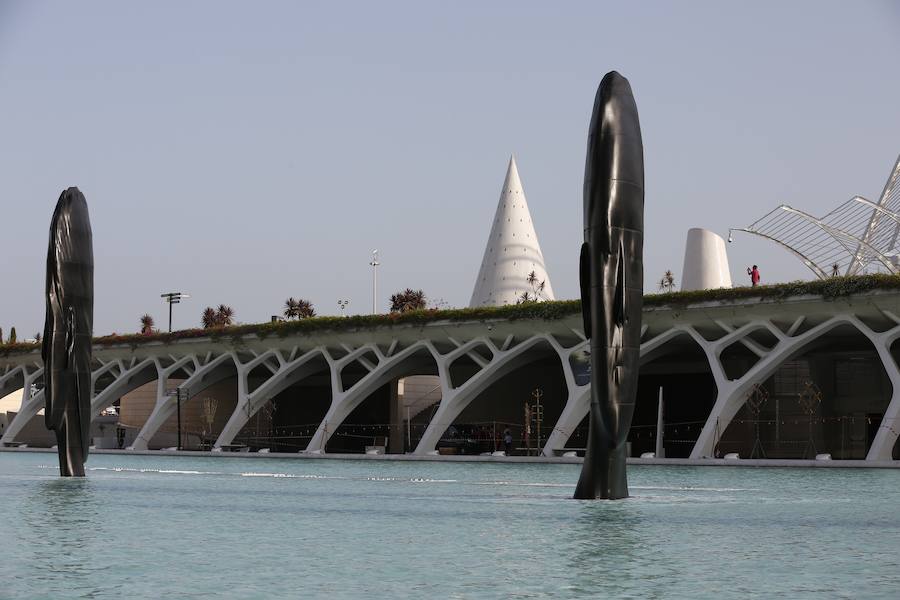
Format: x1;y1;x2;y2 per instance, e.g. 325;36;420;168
2;274;900;357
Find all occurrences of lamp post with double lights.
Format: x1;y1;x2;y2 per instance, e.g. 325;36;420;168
161;292;190;332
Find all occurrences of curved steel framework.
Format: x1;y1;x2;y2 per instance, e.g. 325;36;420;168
732;155;900;279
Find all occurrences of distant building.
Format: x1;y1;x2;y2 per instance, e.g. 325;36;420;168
470;156;555;306
402;157;559;445
681;228;732;291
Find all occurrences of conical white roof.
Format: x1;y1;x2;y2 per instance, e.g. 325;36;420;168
469;156;555;307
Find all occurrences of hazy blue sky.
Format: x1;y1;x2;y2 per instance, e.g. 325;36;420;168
1;1;898;336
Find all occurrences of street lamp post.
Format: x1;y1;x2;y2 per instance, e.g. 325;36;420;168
338;299;349;317
165;387;187;450
161;292;190;332
369;250;380;314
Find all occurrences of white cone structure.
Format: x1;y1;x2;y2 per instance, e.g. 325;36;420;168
470;157;555;306
680;228;732;291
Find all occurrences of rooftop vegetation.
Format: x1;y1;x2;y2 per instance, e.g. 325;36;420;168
3;274;900;356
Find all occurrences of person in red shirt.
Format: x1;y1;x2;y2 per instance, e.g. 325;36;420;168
747;265;760;287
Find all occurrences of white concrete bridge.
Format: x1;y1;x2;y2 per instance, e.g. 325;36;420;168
3;288;900;460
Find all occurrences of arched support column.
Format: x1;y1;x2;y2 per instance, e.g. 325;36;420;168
862;316;900;460
128;354;197;450
0;367;45;445
215;348;328;449
540;327;691;456
306;342;438;453
90;358;158;415
131;354;235;450
0;365;26;399
413;336;553;455
542;386;590;456
689;317;849;459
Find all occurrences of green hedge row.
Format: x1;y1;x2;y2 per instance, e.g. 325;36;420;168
3;274;899;357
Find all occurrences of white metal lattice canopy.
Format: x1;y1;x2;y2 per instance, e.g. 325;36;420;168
731;155;900;279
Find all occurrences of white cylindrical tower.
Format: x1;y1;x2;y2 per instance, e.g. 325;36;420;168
680;228;732;291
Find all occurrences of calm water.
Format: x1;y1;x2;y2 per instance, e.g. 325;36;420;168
1;453;899;599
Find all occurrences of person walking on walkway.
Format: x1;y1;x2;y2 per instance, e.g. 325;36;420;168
747;265;760;287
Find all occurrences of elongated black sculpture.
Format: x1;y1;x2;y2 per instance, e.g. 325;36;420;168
43;188;94;477
574;72;644;500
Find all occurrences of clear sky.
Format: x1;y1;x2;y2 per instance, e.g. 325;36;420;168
1;1;899;337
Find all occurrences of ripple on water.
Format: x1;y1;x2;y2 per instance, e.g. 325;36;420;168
4;453;900;599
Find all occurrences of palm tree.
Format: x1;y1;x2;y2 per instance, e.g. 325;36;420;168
201;307;219;328
140;314;155;335
284;297;300;320
389;289;427;312
201;305;236;328
283;297;315;320
658;270;676;292
217;304;235;326
521;271;548;302
295;299;315;319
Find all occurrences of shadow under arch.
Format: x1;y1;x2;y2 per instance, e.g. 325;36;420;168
308;343;440;453
717;323;893;459
213;349;333;449
130;353;242;450
413;335;562;455
0;366;26;399
239;353;332;452
547;330;717;458
433;338;567;455
0;367;47;446
632;331;717;458
91;358;158;416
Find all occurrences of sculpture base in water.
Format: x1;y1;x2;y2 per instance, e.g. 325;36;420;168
55;420;87;477
573;408;629;500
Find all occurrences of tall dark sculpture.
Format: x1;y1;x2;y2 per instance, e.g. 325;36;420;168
43;188;94;477
574;71;644;500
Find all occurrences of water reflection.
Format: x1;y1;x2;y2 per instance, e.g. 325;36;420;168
563;500;671;595
21;478;106;595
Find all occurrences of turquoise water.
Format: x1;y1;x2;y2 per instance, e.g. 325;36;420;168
2;453;899;599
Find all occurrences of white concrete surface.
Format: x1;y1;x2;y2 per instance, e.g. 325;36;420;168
469;156;555;306
4;291;900;462
680;228;732;291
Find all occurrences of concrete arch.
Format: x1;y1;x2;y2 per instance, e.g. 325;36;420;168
714;318;896;459
0;367;45;445
540;337;588;456
414;335;555;454
0;366;27;399
688;316;870;458
90;358;158;415
629;330;719;458
215;348;334;449
132;353;239;450
543;327;709;457
306;342;440;453
858;315;900;460
437;336;570;455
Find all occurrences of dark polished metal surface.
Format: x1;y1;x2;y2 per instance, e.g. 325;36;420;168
574;71;644;500
43;188;94;477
